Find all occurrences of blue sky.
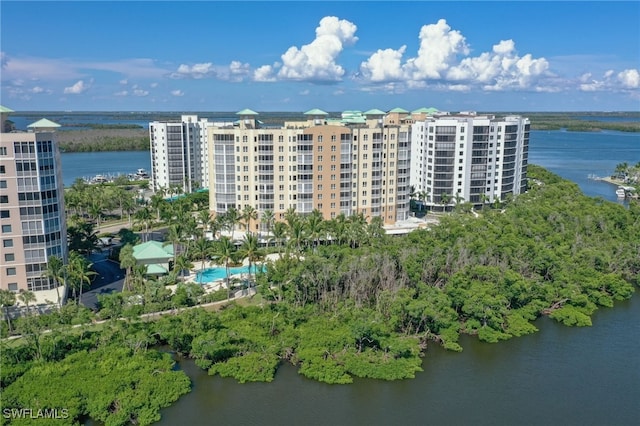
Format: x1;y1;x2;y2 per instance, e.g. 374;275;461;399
2;1;639;112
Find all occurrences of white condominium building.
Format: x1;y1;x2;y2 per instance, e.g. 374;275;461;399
149;115;214;193
0;106;68;293
410;113;530;209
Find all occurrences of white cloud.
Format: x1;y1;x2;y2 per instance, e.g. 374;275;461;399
150;82;159;88
299;89;310;96
618;69;640;88
359;46;407;82
30;86;52;94
578;69;640;92
171;89;184;97
227;61;250;82
1;55;168;81
171;62;216;79
114;90;128;96
254;64;277;82
255;16;358;82
133;88;149;97
170;61;250;82
119;79;128;85
405;19;470;80
358;19;551;93
64;80;89;94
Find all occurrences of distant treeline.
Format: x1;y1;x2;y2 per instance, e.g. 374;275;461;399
529;119;640;132
43;111;640;152
64;123;144;130
57;129;149;152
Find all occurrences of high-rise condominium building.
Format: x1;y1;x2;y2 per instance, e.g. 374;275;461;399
0;106;68;293
149;115;213;193
207;108;420;228
410;113;530;209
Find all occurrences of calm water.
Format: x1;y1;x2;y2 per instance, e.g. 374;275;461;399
61;151;151;187
195;265;264;284
155;129;639;426
159;295;640;426
528;129;640;202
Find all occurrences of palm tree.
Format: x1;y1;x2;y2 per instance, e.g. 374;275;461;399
198;210;212;236
284;206;299;229
164;223;185;265
225;206;240;234
241;205;258;235
67;252;97;303
367;216;385;241
440;193;451;211
190;237;211;272
0;289;16;332
327;213;347;245
409;185;417;202
150;188;167;221
173;254;194;281
237;233;264;286
211;236;237;298
67;219;100;254
346;213;367;248
119;244;137;292
260;209;275;237
134;206;153;242
271;221;288;255
42;255;65;308
288;220;306;257
305;209;325;251
18;289;36;316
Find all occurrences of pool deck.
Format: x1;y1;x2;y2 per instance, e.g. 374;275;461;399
182;253;281;292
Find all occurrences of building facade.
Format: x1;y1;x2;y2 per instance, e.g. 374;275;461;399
410;113;530;208
207;109;415;227
149;115;213;193
0;108;68;293
149;108;530;227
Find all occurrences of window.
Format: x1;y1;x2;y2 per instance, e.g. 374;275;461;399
8;283;18;292
0;210;9;219
4;253;15;262
1;224;11;233
0;147;7;155
6;267;16;276
0;180;6;188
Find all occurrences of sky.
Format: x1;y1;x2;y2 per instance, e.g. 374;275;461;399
1;1;639;112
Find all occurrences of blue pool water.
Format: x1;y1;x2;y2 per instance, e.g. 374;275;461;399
195;265;264;283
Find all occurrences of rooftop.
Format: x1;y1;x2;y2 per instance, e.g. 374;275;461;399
132;240;174;260
27;118;61;128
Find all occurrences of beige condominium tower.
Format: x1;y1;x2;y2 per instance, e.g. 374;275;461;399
0;106;68;295
207;108;418;229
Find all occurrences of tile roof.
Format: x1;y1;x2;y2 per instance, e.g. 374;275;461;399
132;241;174;260
27;118;61;128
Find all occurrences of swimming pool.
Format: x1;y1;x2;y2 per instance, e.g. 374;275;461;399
194;265;264;284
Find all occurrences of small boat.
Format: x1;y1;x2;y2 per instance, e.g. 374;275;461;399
91;174;108;183
135;168;149;179
616;187;626;198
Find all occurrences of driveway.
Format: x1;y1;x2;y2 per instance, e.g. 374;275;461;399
81;249;125;310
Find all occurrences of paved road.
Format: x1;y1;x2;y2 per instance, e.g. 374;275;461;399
81;250;125;310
